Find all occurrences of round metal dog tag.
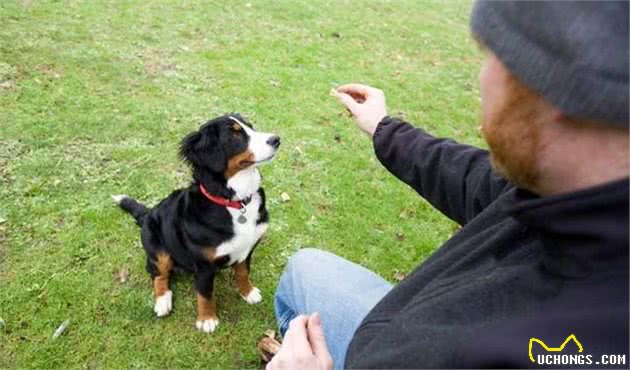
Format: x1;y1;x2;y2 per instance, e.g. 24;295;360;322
237;215;247;224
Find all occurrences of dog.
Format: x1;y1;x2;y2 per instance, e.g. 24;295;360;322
112;113;280;333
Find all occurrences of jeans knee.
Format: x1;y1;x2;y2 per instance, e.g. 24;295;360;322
277;248;327;294
287;247;325;270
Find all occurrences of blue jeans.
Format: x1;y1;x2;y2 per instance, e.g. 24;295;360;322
274;248;393;370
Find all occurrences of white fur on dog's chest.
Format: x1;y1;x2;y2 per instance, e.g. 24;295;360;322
215;193;268;264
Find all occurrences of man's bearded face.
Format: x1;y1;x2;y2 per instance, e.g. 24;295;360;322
478;55;544;191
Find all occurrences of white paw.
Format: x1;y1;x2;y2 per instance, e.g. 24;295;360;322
243;287;262;304
196;318;219;333
154;290;173;317
111;194;128;205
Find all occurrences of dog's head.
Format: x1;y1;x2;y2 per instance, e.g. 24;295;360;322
179;114;280;178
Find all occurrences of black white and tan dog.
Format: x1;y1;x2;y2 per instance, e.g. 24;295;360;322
112;114;280;333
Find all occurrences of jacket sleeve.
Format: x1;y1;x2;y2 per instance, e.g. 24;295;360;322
373;116;512;225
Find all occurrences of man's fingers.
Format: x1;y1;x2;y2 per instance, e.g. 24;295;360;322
336;83;371;97
283;315;312;355
337;83;384;102
333;91;360;115
307;313;333;367
265;360;274;370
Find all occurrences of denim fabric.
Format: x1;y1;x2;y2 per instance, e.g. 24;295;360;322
274;248;392;370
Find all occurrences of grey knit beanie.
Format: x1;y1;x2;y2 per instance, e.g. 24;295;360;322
471;1;629;126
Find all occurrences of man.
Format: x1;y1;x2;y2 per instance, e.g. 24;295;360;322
267;1;629;369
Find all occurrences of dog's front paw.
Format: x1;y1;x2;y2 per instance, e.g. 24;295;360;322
243;287;262;304
196;318;219;333
154;290;173;317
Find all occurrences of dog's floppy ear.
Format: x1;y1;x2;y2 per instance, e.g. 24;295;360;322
179;125;226;172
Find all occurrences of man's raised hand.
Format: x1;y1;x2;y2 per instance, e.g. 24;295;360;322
332;83;388;137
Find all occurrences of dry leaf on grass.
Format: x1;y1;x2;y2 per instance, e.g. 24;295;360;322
115;267;130;284
393;269;407;282
257;329;282;365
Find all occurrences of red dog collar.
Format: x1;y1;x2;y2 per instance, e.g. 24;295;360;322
199;184;247;209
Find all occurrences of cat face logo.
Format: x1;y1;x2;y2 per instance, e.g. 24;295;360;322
528;334;584;363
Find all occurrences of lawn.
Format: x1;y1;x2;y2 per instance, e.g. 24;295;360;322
0;1;482;368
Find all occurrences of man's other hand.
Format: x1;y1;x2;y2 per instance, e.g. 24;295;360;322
266;313;333;370
332;83;388;137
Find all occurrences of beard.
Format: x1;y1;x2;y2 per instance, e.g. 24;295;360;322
480;73;544;192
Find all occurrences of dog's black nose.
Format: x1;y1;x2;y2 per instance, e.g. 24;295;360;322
267;135;281;149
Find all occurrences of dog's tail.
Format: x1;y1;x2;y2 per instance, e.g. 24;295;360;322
111;194;150;226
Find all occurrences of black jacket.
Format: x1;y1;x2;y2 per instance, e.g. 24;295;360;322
345;117;629;369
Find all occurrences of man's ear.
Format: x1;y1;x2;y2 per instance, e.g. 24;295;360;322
179;127;226;172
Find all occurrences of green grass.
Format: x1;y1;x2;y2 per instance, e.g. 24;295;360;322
0;1;483;368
